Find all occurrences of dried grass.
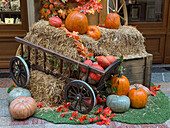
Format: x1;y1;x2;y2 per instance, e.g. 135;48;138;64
27;70;66;106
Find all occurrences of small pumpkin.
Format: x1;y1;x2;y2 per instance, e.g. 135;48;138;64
9;96;37;119
111;72;130;96
86;25;101;40
89;64;104;81
128;85;148;108
8;87;31;104
65;11;88;34
130;84;150;96
49;16;62;27
106;94;130;112
105;13;120;29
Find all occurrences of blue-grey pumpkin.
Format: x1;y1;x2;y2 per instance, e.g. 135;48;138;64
106;94;130;112
8;87;31;104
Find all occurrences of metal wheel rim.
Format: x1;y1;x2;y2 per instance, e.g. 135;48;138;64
9;56;29;87
64;80;96;114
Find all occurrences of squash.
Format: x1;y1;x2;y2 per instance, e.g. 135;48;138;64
106;94;130;112
9;96;37;119
65;11;88;34
49;16;62;27
105;13;120;29
8;87;31;104
130;84;150;96
89;64;104;81
86;25;101;40
128;85;148;108
111;72;130;96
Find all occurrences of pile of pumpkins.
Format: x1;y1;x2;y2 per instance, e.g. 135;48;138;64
49;11;121;40
8;86;37;119
106;73;151;112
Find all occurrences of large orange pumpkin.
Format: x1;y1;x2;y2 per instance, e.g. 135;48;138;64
128;85;148;108
9;96;37;119
105;13;120;29
87;25;101;40
111;73;130;96
65;11;88;34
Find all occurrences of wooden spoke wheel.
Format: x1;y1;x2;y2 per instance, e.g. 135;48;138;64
107;0;128;25
9;56;29;87
64;80;96;114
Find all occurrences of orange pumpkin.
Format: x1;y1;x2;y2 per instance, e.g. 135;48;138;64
87;25;101;40
128;85;148;108
111;73;130;96
105;13;120;29
65;11;88;34
9;96;37;119
130;84;150;96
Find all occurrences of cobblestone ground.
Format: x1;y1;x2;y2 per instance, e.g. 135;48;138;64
0;69;169;128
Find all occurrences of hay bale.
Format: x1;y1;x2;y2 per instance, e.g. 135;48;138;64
27;70;66;106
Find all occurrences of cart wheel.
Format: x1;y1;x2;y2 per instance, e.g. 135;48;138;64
107;0;128;25
64;80;96;114
9;56;29;87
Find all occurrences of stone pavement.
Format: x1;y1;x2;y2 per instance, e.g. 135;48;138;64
0;68;170;128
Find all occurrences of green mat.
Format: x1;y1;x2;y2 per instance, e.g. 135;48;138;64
33;90;170;124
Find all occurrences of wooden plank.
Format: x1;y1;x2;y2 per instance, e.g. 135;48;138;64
144;54;153;88
99;0;107;25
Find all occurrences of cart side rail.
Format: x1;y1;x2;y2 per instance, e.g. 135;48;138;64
15;37;105;75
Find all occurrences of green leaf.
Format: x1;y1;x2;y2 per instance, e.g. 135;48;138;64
112;86;117;93
81;58;87;62
120;55;124;63
64;62;68;69
74;65;78;71
7;85;15;93
88;56;96;61
106;88;111;95
105;80;112;88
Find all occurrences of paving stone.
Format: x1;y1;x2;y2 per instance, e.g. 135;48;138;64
163;73;170;82
0;117;12;126
0;78;12;88
0;124;45;128
165;120;170;128
45;123;107;128
0;99;10;117
0;88;8;99
151;73;164;83
10;117;45;126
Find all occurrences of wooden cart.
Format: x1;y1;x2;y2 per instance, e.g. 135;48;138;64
9;37;121;114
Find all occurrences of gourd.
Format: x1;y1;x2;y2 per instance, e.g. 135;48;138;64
128;85;148;108
130;84;150;96
65;11;88;34
105;13;120;29
9;96;37;119
111;72;130;96
49;17;62;27
86;25;101;40
106;94;130;112
8;87;31;104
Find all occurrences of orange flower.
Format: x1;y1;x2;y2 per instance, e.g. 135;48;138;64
49;4;54;10
46;9;51;15
53;11;58;15
43;3;49;8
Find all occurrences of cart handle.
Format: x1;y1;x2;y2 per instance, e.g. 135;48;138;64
15;37;105;75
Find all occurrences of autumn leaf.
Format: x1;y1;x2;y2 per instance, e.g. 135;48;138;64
49;4;54;10
43;3;49;8
87;53;94;57
103;107;112;116
37;102;43;108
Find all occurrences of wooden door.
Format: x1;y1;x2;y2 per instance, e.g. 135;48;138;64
0;0;28;68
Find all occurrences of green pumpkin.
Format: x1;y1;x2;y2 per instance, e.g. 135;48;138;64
8;87;31;104
106;94;130;112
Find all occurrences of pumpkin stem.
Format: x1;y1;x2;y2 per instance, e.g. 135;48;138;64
135;84;139;90
79;10;83;13
118;71;123;78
